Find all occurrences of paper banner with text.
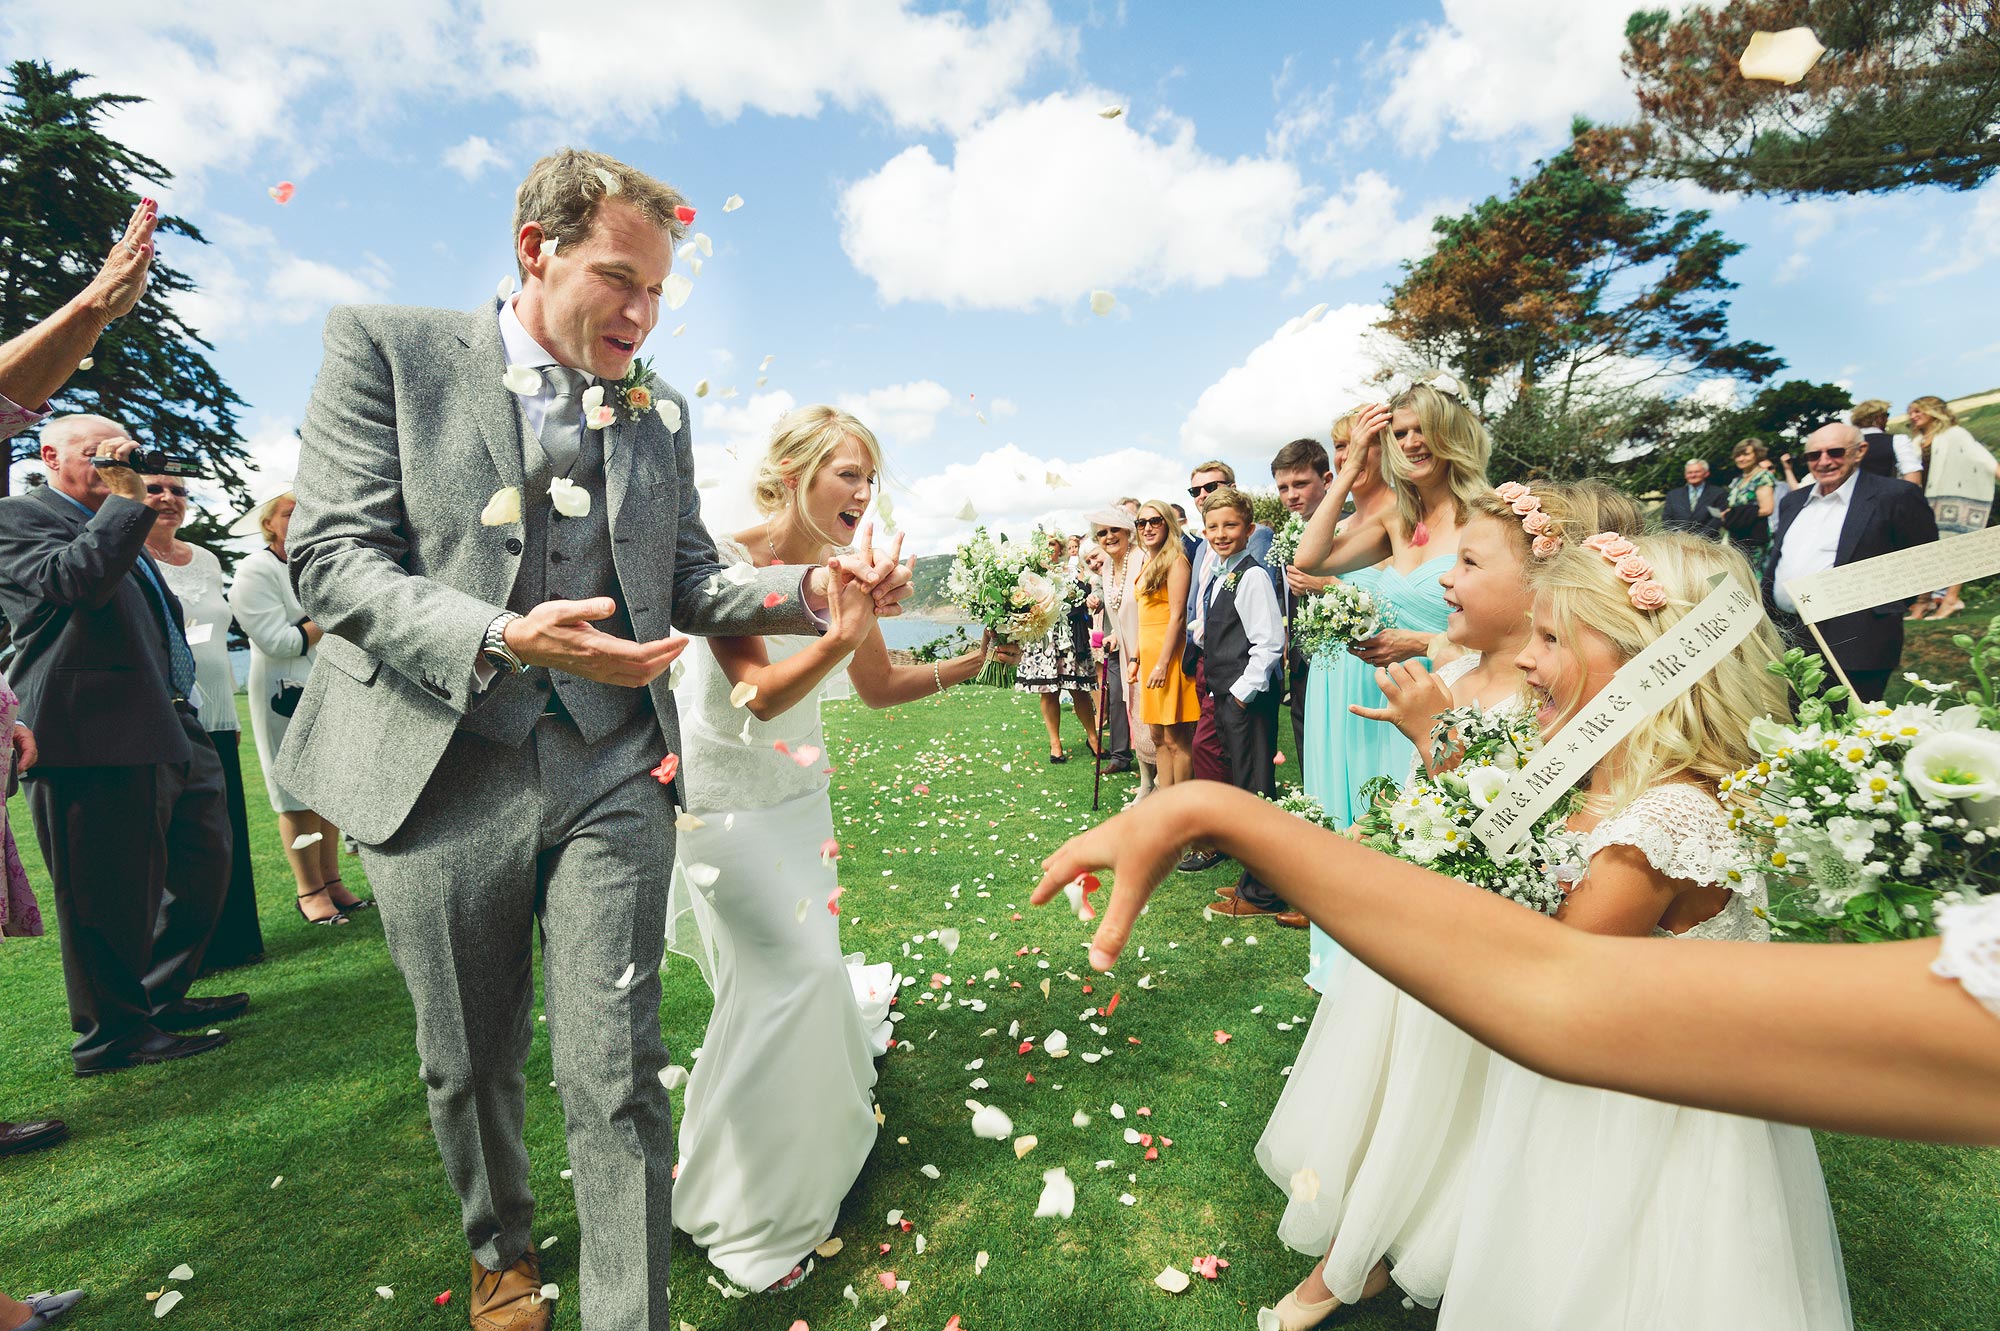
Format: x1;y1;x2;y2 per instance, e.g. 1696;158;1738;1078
1472;574;1766;856
1784;525;2000;624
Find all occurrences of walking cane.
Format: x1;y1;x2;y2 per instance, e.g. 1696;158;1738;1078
1090;655;1111;812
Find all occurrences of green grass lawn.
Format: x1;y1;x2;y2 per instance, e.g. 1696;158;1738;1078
0;682;1996;1330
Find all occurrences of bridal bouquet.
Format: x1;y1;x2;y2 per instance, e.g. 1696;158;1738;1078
1724;631;2000;941
1291;579;1396;662
1266;513;1305;572
945;527;1060;686
1354;705;1585;915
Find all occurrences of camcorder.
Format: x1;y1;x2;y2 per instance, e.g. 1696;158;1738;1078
90;447;202;478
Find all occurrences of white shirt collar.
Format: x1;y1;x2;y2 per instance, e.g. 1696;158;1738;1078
1804;469;1860;507
498;296;573;376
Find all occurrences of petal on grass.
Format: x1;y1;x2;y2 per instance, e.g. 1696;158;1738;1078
970;1103;1013;1139
154;1290;184;1319
1155;1267;1191;1294
168;1264;193;1281
1033;1166;1076;1219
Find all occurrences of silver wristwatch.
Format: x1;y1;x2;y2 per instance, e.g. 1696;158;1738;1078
481;611;529;674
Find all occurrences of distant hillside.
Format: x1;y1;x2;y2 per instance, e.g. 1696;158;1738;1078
906;552;959;616
1891;388;2000;446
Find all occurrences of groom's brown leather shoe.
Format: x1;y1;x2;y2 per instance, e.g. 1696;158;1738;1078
470;1252;551;1331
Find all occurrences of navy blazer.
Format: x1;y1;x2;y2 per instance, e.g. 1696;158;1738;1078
1760;471;1938;673
1661;480;1729;536
0;486;193;768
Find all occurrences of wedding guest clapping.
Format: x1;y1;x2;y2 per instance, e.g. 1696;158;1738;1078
228;484;367;925
143;472;263;970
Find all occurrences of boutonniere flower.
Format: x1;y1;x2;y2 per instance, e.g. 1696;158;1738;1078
611;357;661;422
1223;568;1244;592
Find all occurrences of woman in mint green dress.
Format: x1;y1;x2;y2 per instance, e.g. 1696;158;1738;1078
1295;379;1491;995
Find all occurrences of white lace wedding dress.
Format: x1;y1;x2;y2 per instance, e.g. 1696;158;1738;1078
1934;894;2000;1019
1436;783;1853;1331
1254;654;1506;1307
666;538;899;1291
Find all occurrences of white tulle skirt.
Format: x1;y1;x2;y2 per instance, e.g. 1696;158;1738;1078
666;791;899;1290
1254;961;1489;1307
1436;1056;1853;1331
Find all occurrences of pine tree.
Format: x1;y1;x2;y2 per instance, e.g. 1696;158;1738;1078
0;60;248;498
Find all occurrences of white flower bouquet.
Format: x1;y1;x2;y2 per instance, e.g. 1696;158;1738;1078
1292;578;1396;662
1724;633;2000;941
1266;513;1305;572
1354;705;1586;916
945;526;1061;686
1268;787;1337;831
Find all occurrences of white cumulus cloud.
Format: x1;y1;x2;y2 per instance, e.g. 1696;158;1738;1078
1179;304;1398;468
838;91;1303;310
171;217;392;341
836;380;959;444
442;134;507;180
891;442;1193;553
1286;171;1460;280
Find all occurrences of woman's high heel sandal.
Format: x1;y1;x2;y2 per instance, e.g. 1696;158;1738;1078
295;886;349;926
325;876;374;912
1270;1287;1341;1331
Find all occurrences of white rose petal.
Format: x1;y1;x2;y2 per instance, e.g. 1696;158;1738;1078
694;379;710;398
956;500;978;522
585;405;616;430
657;399;683;432
550;477;591;517
78;356;94;370
971;1103;1013;1139
1257;1308;1284;1331
615;963;636;989
540;238;558;257
1289;1166;1320;1203
495;276;515;300
673;323;686;336
581;384;606;413
592;168;620;195
289;833;323;851
664;273;693;310
1089;289;1116;316
1098;104;1124;119
503;363;542;396
1740;27;1826;84
481;486;523;526
760;354;775;370
168;1264;193;1281
538;1283;560;1301
659;1064;689;1090
1042;1029;1068;1055
975;1251;990;1274
154;1290;183;1319
686;863;721;888
1033;1166;1076;1219
722;194;744;212
939;927;961;955
1155;1266;1191;1294
729;681;759;709
1072;1109;1091;1127
686;257;703;277
376;1286;395;1299
694;232;713;257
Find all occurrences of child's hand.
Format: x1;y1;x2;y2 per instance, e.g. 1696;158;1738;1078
1034;785;1203;969
1348;659;1455;745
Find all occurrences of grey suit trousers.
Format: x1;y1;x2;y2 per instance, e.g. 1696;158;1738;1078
363;705;676;1331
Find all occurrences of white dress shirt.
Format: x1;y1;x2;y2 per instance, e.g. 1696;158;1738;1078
499;296;591;439
1195;552;1285;702
1771;470;1859;613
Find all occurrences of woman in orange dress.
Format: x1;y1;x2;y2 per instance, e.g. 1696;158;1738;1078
1133;500;1199;787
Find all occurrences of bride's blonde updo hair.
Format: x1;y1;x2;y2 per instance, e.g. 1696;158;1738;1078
1528;530;1784;812
753;404;886;547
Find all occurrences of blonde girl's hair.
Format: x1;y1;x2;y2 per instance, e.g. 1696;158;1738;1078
1135;500;1187;595
1466;479;1647;562
1330;407;1360;446
1907;395;1957;448
1528;530;1784;814
1381;382;1492;535
752;404;885;548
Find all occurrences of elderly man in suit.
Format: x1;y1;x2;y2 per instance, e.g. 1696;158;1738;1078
279;148;908;1331
1763;422;1938;702
0;415;243;1077
1661;457;1728;536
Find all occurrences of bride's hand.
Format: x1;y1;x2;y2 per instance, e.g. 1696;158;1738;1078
979;628;1022;666
1034;784;1205;969
825;560;877;647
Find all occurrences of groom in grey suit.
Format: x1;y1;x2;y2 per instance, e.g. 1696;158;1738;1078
279;149;909;1331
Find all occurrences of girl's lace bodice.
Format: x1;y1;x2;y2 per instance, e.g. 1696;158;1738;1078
1933;895;2000;1021
674;537;852;814
1580;783;1769;942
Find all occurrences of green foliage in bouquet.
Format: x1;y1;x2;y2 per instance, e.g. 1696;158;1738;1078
1292;580;1396;662
1727;628;2000;942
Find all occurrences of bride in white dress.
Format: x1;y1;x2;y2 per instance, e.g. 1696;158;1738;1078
666;405;1013;1292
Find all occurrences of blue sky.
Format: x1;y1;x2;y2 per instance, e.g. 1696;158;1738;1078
7;0;1996;551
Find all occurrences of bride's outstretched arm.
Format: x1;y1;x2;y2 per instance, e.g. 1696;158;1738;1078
1033;781;2000;1147
707;569;875;722
847;627;1019;707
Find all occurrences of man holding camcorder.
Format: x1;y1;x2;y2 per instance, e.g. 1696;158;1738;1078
0;415;245;1076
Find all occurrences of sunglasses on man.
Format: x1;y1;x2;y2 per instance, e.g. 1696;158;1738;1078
1188;479;1225;499
1800;447;1848;464
145;483;189;497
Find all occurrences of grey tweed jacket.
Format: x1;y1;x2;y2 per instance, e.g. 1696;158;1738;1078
276;301;813;843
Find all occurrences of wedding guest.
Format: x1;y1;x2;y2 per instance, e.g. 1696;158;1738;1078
1851;399;1923;482
143;472;263;971
1185;460;1275;802
1765;422;1938;701
1117;496;1140;521
1717;438;1776;576
666;405;1015;1292
1269;435;1336;762
1257;482;1630;1325
1292;379;1489;995
1133;501;1198;791
1905;395;1998;621
1101;512;1161;798
1659;457;1726;536
1016;532;1099;763
0;416;241;1076
228;485;367;925
1085;509;1138;774
1064;533;1082;561
1192;487;1301;927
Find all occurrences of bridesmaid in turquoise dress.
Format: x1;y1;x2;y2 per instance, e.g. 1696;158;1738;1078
1295;380;1492;996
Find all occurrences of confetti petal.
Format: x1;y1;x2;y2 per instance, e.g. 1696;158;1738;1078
154;1290;183;1319
1741;27;1826;84
722;194;744;212
676;811;706;832
664;273;693;310
675;205;697;225
592;168;620;195
268;181;295;205
1155;1266;1191;1294
495;276;515;300
795;897;811;924
1089;289;1116;316
1215;1030;1232;1044
1289;1166;1321;1203
290;832;323;851
939;927;960;955
652;754;680;785
503;363;543;396
168;1264;193;1281
793;744;822;766
730;681;759;709
971;1103;1013;1139
586;405;617;430
1013;1134;1038;1158
482;486;523;526
582;384;606;413
695;379;710;398
763;591;785;608
615;963;636;989
376;1287;395;1299
657;399;683;432
686;863;721;889
956;500;978;522
77;356;94;370
1098;104;1124;119
975;1251;990;1274
537;1283;561;1301
660;1064;689;1090
1033;1166;1075;1219
550;476;591;517
820;837;842;863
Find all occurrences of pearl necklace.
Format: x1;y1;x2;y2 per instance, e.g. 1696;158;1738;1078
1104;550;1130;615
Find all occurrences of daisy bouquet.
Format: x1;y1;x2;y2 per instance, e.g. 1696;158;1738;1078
945;527;1061;686
1266;513;1305;572
1354;704;1586;916
1291;579;1396;662
1724;632;2000;941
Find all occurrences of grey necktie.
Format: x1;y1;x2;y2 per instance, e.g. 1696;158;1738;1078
539;365;588;475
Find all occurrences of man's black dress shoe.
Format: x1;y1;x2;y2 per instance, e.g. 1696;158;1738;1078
75;1029;227;1077
154;993;251;1030
0;1119;68;1157
1175;850;1227;873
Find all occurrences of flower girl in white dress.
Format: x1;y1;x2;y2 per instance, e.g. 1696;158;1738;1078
667;406;1014;1292
1258;482;1643;1329
1431;531;1851;1331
